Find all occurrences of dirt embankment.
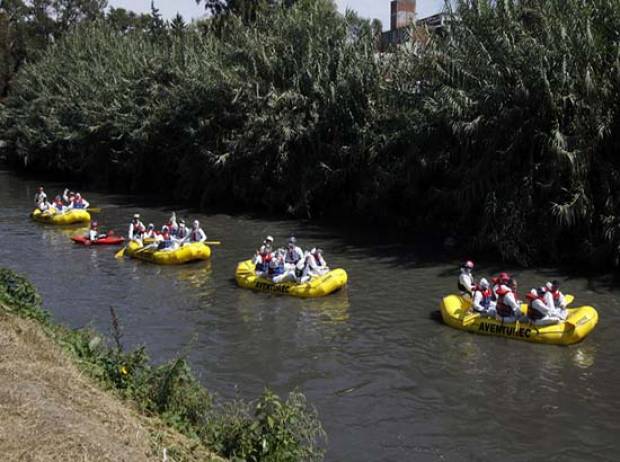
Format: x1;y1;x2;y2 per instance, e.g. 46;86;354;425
0;307;222;462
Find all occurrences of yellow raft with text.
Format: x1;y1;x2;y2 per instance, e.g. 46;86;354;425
31;208;91;225
126;240;211;265
235;259;347;298
440;294;598;345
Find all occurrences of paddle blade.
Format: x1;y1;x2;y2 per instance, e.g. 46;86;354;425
114;247;126;259
204;241;221;246
88;207;102;213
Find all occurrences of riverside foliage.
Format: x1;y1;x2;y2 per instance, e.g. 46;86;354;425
3;0;620;266
0;267;326;461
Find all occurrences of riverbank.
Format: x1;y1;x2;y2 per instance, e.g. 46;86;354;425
0;268;325;461
0;307;223;461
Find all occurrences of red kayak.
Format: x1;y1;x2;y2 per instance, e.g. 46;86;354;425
71;235;125;246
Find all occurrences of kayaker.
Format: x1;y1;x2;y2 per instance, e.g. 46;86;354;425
86;221;104;242
458;261;475;296
472;278;495;316
71;193;89;209
285;236;304;269
128;214;145;241
545;280;567;319
495;278;522;323
184;220;207;243
176;220;189;241
34;186;47;206
526;287;561;326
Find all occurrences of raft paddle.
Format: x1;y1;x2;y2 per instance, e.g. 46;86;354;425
114;247;126;259
88;207;102;213
204;241;221;246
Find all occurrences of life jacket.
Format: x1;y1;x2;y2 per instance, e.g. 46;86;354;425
287;248;301;263
527;297;546;321
457;272;473;295
473;286;492;309
495;287;515;318
177;227;188;239
549;289;561;302
312;254;325;267
255;252;272;273
73;199;86;209
190;229;202;242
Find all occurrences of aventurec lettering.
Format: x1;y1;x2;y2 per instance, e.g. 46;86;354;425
478;322;531;338
255;282;290;293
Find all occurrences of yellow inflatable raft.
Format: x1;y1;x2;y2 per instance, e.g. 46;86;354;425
440;294;598;345
125;240;211;265
31;208;91;225
235;259;348;298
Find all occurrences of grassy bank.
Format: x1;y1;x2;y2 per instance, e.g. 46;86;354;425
0;268;326;461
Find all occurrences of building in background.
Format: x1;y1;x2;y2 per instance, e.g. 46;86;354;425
381;0;447;50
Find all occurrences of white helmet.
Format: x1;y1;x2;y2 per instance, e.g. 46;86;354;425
265;235;274;243
479;278;490;289
193;220;200;228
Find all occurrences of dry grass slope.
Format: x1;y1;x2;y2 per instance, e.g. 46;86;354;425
0;307;223;462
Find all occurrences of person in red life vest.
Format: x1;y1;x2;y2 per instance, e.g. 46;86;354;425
157;225;179;251
167;212;179;236
458;260;475;296
175;219;189;241
183;220;207;244
526;287;561;326
495;278;523;323
128;214;145;241
70;192;89;209
545;280;567;320
143;223;157;239
254;236;274;277
472;278;496;316
34;186;47;207
491;272;510;298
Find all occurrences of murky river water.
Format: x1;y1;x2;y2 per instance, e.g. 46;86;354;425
1;168;619;461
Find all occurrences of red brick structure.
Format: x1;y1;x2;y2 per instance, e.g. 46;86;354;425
390;0;416;31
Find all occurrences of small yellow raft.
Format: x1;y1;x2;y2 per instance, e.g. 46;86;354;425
440;295;598;345
235;259;348;298
126;240;211;265
31;208;91;225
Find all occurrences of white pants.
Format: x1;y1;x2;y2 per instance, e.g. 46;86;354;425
272;271;294;283
532;316;561;326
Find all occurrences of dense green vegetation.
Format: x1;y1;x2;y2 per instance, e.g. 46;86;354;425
2;0;620;267
0;267;326;461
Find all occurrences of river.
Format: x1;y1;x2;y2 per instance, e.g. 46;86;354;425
1;168;619;461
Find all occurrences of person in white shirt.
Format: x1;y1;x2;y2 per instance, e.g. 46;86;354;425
184;220;207;243
34;186;47;207
128;214;145;241
300;248;329;283
472;278;496;317
176;220;189;241
458;260;475;296
144;223;157;239
545;280;567;320
285;236;304;270
527;288;561;326
70;192;89;209
495;278;522;323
